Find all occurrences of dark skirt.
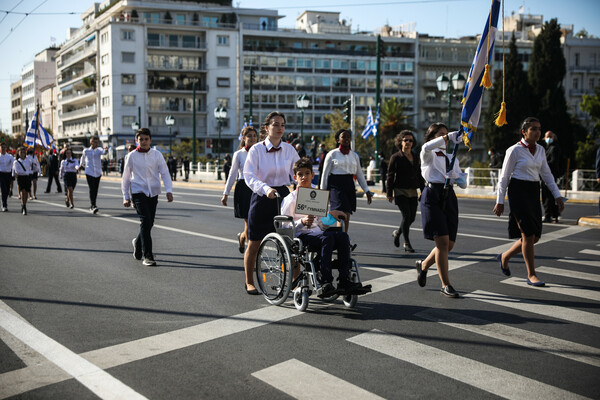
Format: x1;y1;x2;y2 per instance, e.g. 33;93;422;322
420;183;459;242
233;179;252;219
507;178;542;239
32;172;38;180
327;174;356;214
16;175;31;192
247;185;291;241
64;172;77;189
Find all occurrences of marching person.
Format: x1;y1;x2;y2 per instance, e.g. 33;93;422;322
415;123;465;298
0;143;14;212
243;111;299;294
59;148;80;209
26;148;41;200
79;136;106;214
320;129;373;235
12;147;34;215
493;117;564;287
541;131;563;223
45;149;62;193
122;128;173;267
386;130;424;252
221;126;258;254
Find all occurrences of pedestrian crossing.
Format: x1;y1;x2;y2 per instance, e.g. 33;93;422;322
252;245;599;399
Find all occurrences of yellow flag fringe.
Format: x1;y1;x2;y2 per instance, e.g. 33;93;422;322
494;0;507;126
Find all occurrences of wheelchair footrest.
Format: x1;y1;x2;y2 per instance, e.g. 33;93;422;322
346;284;372;295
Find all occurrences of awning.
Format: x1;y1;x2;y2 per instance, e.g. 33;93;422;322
86;34;96;42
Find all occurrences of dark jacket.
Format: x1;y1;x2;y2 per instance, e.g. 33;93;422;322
545;142;564;179
386;150;424;198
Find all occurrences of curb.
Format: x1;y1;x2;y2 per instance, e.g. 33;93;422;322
577;215;600;228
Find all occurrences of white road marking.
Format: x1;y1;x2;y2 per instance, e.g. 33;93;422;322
416;308;600;367
559;258;600;268
252;359;384;400
348;330;590;400
500;277;600;302
463;290;600;328
580;249;600;257
536;266;600;283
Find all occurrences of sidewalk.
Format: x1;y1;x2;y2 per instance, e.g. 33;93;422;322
100;170;600;227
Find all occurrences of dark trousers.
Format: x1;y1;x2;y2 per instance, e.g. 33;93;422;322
132;193;158;259
298;230;351;283
86;175;101;207
395;195;418;244
541;182;559;220
46;171;62;192
0;172;11;207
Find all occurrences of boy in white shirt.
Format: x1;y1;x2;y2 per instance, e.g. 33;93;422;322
281;157;363;297
122;128;173;266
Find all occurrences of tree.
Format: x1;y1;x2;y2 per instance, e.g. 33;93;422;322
528;18;575;159
483;34;532;153
580;86;600;137
323;109;373;161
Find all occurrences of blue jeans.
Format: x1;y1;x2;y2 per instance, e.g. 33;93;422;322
298;230;351;283
132;193;158;259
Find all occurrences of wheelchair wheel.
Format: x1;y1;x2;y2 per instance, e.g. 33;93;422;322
293;288;309;311
256;233;293;306
343;264;359;308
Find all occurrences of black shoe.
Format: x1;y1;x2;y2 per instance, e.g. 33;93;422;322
416;260;427;287
337;278;362;294
21;205;27;215
65;198;70;207
440;285;459;298
318;282;337;298
132;238;142;260
245;283;259;295
392;230;400;248
92;206;99;214
142;257;157;267
237;232;245;254
404;243;415;253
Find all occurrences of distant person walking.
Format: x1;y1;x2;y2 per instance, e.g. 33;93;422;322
183;156;190;181
0;143;14;212
45;150;62;193
59;148;79;209
12;147;33;215
26;148;41;200
80;136;106;214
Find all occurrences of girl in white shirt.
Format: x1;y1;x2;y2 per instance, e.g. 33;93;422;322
416;123;464;298
26;148;41;200
221;126;258;253
243;111;300;294
493;117;564;287
12;147;33;215
320;129;373;234
59;148;80;209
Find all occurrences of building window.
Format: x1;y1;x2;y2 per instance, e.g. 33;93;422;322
122;95;136;106
590;78;595;90
101;96;110;106
217;77;230;87
101;54;109;65
100;32;108;44
176;14;186;25
217;35;229;46
217;98;229;107
102;117;110;127
123;115;136;127
121;30;134;41
217;57;229;67
101;75;110;86
574;53;580;67
573;78;579;90
122;74;135;84
169;35;178;47
122;52;135;63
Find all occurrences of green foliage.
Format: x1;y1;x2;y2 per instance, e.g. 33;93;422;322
323;109;374;159
580;86;600;137
483;34;531;153
0;131;25;149
575;136;599;170
379;97;412;157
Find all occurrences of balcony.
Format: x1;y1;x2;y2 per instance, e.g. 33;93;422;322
146;61;206;72
60;104;97;121
147;82;208;92
59;88;97;106
58;64;97;86
147;39;207;51
58;43;96;70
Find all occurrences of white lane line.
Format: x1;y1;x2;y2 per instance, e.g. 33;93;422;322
580;249;600;257
0;303;147;400
536;266;600;283
348;330;590;400
559;258;600;268
252;359;384;400
500;277;600;302
463;290;600;328
416;308;600;368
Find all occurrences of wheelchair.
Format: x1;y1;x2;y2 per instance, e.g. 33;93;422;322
255;214;371;312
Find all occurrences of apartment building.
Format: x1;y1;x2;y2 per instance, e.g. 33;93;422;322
10;80;22;136
21;48;58;129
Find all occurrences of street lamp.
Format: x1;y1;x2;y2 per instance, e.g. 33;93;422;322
436;73;466;127
213;105;227;180
85;130;92;146
296;94;310;143
165;115;175;156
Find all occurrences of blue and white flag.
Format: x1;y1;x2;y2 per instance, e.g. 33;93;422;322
361;107;375;139
36;111;55;149
25;109;55;149
373;106;380;137
460;0;500;145
238;120;248;141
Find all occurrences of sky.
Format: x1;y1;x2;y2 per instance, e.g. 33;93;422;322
1;0;599;134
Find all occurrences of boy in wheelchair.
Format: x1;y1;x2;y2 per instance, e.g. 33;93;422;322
281;157;364;298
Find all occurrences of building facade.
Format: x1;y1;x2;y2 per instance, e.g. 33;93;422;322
10;80;22;136
20;48;57;130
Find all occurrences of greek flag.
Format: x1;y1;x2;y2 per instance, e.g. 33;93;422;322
238;120;248;141
25;109;55;149
460;0;500;141
361;107;374;139
373;106;380;137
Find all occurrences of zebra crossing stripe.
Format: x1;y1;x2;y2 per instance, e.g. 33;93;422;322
347;330;591;400
536;266;600;283
500;277;600;302
558;258;600;268
580;249;600;257
463;290;600;328
415;308;600;367
251;359;384;400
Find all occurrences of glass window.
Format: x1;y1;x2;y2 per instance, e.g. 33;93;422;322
101;97;110;106
122;95;136;105
169;35;178;47
244;56;257;66
121;30;134;41
122;74;135;84
176;14;186;25
217;57;229;67
217;35;229;46
101;54;109;65
297;59;313;68
293;42;302;49
122;52;135;63
182;35;196;48
147;33;159;46
217;77;230;87
122;115;136;127
315;59;330;69
203;16;218;28
332;60;348;70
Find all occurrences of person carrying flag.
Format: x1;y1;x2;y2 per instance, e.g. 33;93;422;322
79;136;107;214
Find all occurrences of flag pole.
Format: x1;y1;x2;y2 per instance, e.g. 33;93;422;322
441;126;464;210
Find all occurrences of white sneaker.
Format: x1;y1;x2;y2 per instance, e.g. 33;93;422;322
1;207;7;212
142;257;156;267
92;206;99;214
132;238;142;260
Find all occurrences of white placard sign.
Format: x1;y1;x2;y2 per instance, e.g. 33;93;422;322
295;187;330;217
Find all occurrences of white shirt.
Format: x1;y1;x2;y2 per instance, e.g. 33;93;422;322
496;141;561;204
244;138;299;196
80;146;106;177
223;148;249;195
0;152;14;173
60;158;80;177
281;188;326;235
121;149;173;201
26;154;41;175
12;157;34;176
320;148;369;192
420;135;463;184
